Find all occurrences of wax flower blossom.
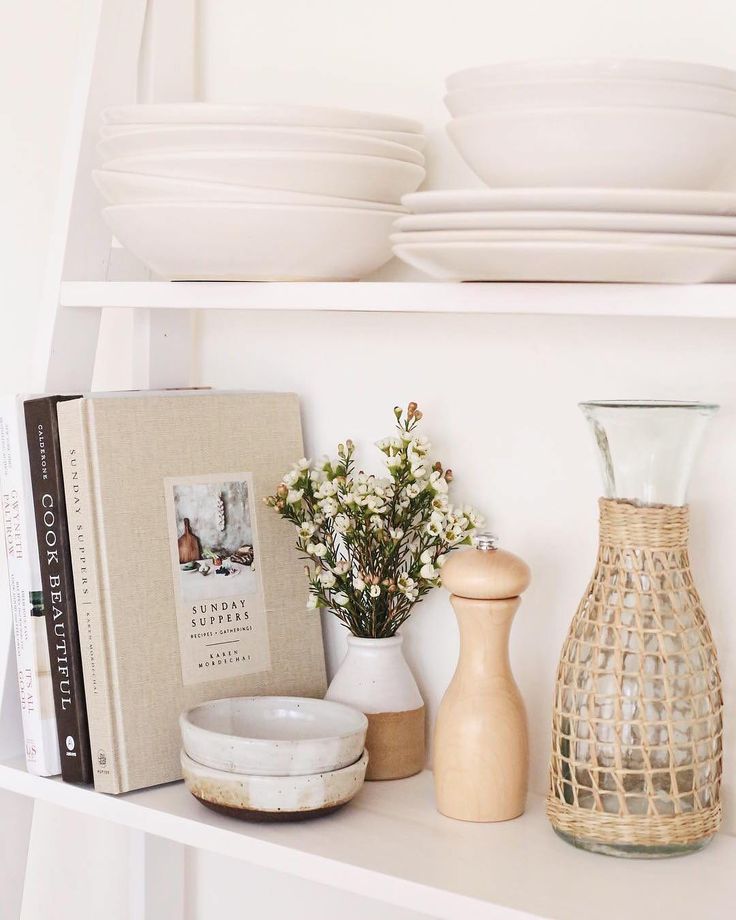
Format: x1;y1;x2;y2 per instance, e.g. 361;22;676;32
265;403;483;638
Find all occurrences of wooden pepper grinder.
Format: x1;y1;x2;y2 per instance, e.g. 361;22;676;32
434;533;531;822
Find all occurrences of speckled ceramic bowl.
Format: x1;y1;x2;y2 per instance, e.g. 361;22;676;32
181;749;369;821
180;696;368;776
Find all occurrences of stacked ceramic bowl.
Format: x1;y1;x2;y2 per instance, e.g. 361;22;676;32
393;58;736;282
95;104;425;280
180;697;369;821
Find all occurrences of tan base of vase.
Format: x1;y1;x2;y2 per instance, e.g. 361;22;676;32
364;706;425;780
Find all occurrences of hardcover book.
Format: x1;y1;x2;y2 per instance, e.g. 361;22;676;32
0;395;60;775
24;396;93;783
57;391;326;794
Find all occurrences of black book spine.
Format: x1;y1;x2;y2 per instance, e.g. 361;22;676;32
24;396;92;784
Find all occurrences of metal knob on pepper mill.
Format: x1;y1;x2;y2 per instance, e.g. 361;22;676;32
433;533;531;822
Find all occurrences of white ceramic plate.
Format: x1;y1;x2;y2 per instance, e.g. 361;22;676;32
102;152;425;204
394;210;736;234
447;108;736;190
92;169;406;211
181;749;369;821
402;188;736;216
99;122;426;152
102;103;422;134
103;202;398;281
97;125;424;165
445;58;736;92
391;229;736;248
181;697;368;776
392;240;736;282
445;78;736;118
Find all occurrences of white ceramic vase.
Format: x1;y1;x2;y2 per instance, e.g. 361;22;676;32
325;635;425;781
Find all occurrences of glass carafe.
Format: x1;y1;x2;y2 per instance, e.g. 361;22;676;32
548;401;723;858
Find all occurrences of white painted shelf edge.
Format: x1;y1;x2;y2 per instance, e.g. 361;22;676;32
1;758;734;920
61;280;736;317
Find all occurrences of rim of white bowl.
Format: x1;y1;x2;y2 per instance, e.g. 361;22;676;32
180;695;369;745
180;747;369;782
102;201;405;217
448;104;736;122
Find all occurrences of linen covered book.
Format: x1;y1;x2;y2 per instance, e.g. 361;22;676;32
56;391;326;794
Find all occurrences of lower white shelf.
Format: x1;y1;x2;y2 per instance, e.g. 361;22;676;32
1;758;734;920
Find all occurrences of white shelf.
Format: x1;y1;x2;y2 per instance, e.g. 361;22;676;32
1;759;734;920
61;280;736;317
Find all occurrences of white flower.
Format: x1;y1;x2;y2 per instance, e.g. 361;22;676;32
370;514;384;530
333;513;352;534
353;576;366;592
293;457;311;471
315;480;337;498
397;574;417;595
282;470;300;487
388;527;404;540
376;436;402;453
369;584;381;598
343;492;358;506
420;563;439;580
431;495;449;512
333;560;350;575
428;470;449;494
286;489;304;505
319;497;338;516
306;594;319;610
298;521;316;539
309;469;325;484
436;554;448;568
405;482;423;498
333;592;349;606
407;435;430;458
410;463;427;480
320;570;336;588
399;429;413;443
420;549;432;565
365;495;387;513
386;453;402;470
426;518;442;537
312;543;328;558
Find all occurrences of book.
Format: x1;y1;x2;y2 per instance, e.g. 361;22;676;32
57;391;326;793
0;396;61;775
24;396;92;783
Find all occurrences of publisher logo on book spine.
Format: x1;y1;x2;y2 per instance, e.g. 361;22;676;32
97;749;107;768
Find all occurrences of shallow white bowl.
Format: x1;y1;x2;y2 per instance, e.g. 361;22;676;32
391;228;736;247
392;240;736;282
97;125;424;165
445;58;736;92
99;122;426;152
93;170;405;211
400;187;736;216
180;696;368;776
103;202;398;281
181;749;369;821
102;151;424;204
445;79;736;118
102;102;422;134
447;108;736;190
393;209;736;235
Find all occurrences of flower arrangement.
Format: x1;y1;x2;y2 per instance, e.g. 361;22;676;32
265;403;483;637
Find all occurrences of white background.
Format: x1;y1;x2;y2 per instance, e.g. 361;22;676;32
3;1;736;918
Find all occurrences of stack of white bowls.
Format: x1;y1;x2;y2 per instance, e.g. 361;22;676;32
393;59;736;282
95;103;425;280
180;697;369;821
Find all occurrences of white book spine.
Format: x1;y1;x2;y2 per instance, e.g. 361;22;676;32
0;396;60;775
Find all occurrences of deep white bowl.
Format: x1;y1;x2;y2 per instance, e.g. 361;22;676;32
181;749;369;820
93;169;405;211
445;79;736;118
180;696;368;776
102;151;425;204
97;125;424;165
445;58;736;92
447;108;736;190
103;202;398;281
102;102;422;134
99;122;427;152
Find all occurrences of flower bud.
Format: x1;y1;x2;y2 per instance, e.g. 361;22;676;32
394;406;402;419
277;483;288;497
445;469;454;482
407;401;418;417
346;439;354;451
413;410;423;421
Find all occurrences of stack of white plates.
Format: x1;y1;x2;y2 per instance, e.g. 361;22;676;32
392;189;736;282
393;59;736;282
95;104;425;280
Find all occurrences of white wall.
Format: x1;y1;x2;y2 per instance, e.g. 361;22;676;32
4;0;736;917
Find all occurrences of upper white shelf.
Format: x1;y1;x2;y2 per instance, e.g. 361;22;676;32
1;757;734;920
61;280;736;317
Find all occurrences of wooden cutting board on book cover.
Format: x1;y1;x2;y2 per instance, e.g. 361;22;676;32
57;391;326;794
